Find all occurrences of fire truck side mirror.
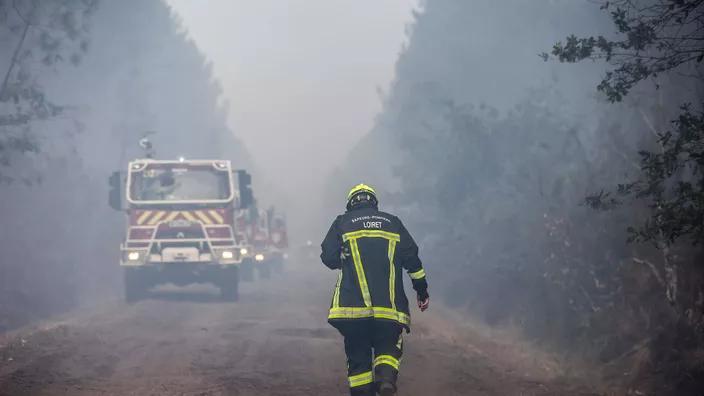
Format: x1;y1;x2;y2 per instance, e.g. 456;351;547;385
236;170;254;209
108;171;123;211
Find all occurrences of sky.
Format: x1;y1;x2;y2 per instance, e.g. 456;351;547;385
164;0;418;208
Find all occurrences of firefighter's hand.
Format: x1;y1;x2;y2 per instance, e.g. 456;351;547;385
417;296;429;312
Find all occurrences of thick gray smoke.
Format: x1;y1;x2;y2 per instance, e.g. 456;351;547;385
0;0;249;330
329;0;703;391
1;0;703;394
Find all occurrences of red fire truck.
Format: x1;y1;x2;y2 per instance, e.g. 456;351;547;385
233;206;257;281
109;159;254;302
251;207;273;278
266;207;289;272
235;205;274;280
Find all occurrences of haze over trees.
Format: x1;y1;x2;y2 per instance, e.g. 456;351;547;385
1;0;702;393
550;0;704;246
0;0;249;330
331;0;703;393
0;0;97;181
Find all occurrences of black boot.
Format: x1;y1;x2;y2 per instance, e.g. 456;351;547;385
350;384;375;396
377;381;396;396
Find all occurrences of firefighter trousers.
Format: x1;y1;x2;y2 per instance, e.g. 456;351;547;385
335;320;403;396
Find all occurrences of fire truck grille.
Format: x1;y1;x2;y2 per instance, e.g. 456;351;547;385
154;226;205;239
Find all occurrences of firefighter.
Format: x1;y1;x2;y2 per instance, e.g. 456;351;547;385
321;184;429;396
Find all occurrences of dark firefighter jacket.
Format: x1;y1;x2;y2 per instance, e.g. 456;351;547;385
321;203;428;331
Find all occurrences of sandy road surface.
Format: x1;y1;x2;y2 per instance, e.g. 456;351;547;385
0;260;599;396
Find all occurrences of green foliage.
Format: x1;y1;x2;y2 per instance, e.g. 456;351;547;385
549;0;704;247
545;0;704;102
587;105;704;245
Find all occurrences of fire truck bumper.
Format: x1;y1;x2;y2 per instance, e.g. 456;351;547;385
120;247;241;266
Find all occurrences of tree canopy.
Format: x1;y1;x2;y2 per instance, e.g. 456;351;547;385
546;0;704;102
549;0;704;247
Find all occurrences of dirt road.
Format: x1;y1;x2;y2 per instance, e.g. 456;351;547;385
0;260;599;396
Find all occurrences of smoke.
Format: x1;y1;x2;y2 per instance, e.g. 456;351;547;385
330;0;704;389
165;0;419;240
0;0;417;329
0;0;249;330
3;1;703;392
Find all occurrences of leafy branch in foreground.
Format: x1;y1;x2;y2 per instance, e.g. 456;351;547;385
543;0;704;102
586;105;704;246
547;0;704;247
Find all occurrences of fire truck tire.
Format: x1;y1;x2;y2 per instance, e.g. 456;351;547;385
240;259;254;282
219;267;239;302
124;268;148;303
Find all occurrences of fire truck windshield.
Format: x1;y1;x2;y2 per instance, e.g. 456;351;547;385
129;166;231;202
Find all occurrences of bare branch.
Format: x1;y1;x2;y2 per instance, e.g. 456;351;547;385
11;0;28;25
633;257;665;286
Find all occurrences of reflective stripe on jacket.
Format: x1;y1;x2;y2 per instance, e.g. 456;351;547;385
321;205;428;331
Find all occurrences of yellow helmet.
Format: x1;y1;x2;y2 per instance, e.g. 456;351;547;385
347;183;377;210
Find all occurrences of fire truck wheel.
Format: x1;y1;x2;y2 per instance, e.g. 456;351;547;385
124;268;148;303
219;267;239;302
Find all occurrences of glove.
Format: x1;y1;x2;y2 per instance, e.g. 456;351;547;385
417;290;429;312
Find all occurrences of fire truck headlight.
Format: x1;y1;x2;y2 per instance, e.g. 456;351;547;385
240;248;248;255
255;254;265;262
221;251;234;260
127;252;140;261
